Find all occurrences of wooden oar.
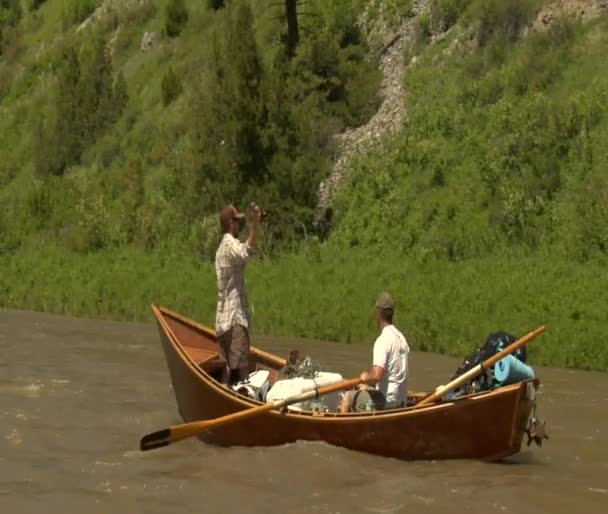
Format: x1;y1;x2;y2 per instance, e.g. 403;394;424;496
140;377;362;452
415;325;546;408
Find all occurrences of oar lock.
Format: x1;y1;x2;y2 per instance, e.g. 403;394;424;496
524;395;549;447
525;416;549;447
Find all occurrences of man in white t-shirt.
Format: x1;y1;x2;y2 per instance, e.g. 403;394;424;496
340;292;410;412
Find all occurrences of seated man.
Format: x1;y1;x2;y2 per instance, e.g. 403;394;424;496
340;292;410;412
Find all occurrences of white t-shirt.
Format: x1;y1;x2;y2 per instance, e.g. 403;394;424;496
372;325;410;405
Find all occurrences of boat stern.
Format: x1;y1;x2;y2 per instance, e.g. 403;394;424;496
511;380;549;455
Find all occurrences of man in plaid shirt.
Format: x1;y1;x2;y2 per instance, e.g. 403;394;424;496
215;203;261;384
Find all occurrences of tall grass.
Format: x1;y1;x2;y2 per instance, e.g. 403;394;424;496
1;243;605;371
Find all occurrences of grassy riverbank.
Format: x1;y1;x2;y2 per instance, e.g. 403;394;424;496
1;243;606;371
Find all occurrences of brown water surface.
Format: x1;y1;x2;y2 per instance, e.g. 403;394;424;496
1;309;606;513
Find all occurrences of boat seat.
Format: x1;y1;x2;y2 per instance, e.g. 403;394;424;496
202;357;226;381
184;347;219;366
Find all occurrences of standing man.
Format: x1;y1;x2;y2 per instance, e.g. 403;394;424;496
215;202;262;385
340;292;410;412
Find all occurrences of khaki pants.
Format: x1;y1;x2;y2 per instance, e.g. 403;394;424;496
217;325;250;380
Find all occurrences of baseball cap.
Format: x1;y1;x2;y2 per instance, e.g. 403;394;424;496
375;292;394;310
219;204;245;226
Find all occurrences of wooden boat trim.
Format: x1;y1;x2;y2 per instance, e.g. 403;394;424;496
152;304;286;366
152;304;269;408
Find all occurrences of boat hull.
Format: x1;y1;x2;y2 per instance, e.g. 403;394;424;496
153;304;538;461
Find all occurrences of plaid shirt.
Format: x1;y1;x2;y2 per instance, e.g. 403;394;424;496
215;233;255;335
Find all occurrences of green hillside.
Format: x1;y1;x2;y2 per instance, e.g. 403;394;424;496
1;0;607;370
1;0;384;250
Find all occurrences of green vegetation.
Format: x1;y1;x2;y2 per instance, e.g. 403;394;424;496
1;244;606;370
0;0;380;254
66;0;99;26
1;0;607;370
165;0;188;38
336;2;608;264
160;65;181;106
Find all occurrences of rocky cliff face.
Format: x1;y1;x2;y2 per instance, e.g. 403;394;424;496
317;0;432;214
533;0;607;30
317;0;608;216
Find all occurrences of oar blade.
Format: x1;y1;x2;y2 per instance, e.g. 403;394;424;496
140;428;171;452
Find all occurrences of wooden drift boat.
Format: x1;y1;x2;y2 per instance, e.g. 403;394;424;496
152;304;543;461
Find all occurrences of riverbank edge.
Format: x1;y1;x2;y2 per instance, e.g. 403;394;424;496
1;244;606;371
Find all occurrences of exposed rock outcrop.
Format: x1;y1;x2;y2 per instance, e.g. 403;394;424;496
533;0;607;30
140;31;160;52
317;0;431;213
318;0;607;214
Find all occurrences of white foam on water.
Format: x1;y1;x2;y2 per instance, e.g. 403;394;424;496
122;450;144;459
412;495;435;505
94;460;122;467
363;506;404;513
96;480;112;494
0;383;44;398
5;428;23;445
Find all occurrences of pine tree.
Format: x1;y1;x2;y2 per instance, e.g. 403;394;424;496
285;0;299;58
208;0;224;10
112;70;129;121
161;66;182;106
42;34;122;175
219;1;266;185
79;31;114;146
187;0;268;211
165;0;188;38
0;0;23;55
120;156;145;242
52;44;83;174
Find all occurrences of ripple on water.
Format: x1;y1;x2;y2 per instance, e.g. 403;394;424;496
0;382;44;398
5;427;23;445
94;460;122;467
363;506;406;513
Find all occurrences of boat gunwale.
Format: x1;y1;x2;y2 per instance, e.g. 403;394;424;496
152;304;533;424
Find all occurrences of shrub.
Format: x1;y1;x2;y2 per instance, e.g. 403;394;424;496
165;0;189;38
208;0;224;10
415;14;432;47
161;66;182;106
430;0;469;33
28;0;47;11
67;0;99;26
0;0;23;56
469;0;538;47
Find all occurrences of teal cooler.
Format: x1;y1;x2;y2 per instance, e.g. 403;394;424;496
494;354;535;385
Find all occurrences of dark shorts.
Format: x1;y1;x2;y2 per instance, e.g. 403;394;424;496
217;324;250;370
351;389;404;411
352;388;386;411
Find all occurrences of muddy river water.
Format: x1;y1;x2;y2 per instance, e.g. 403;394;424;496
1;309;606;513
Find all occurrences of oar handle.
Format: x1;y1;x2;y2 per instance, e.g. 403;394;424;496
415;325;545;408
